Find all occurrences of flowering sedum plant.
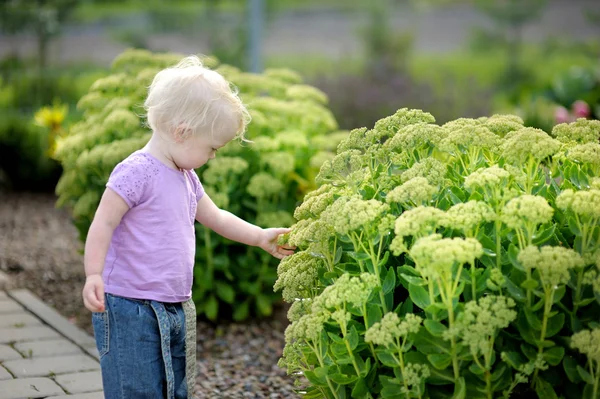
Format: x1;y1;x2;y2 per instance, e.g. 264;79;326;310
276;109;600;398
53;49;345;321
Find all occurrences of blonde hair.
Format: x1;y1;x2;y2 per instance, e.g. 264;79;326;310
144;55;250;140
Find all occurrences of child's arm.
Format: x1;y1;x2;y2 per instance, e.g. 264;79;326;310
82;188;129;312
195;193;295;259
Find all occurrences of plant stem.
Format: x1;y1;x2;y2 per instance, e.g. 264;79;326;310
393;338;410;398
495;220;502;270
573;269;583;315
592;360;599;399
470;262;477;301
310;341;339;399
533;289;554;382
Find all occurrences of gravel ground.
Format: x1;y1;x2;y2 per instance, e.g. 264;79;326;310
0;191;300;398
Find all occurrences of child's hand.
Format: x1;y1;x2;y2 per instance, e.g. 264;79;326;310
259;228;296;259
82;274;105;312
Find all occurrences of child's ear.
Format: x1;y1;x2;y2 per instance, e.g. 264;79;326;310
173;124;192;143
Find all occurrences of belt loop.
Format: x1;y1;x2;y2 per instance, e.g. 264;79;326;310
150;301;175;399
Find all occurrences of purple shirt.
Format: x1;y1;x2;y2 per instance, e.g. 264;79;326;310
103;151;204;303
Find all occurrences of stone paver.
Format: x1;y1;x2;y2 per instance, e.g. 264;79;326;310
54;371;103;394
0;312;42;328
0;289;104;397
46;392;104;399
0;365;12;381
0;326;61;344
3;354;100;378
14;338;83;358
0;377;65;398
0;300;23;314
0;345;22;362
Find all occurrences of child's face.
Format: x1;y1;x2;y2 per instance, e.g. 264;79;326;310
172;129;236;170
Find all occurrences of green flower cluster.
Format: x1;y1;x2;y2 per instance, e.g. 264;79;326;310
365;312;423;347
571;328;600;363
312;273;379;311
389;206;446;255
320;196;390;236
443;200;495;236
500;195;554;230
274;250;325;302
518;245;584;287
501;128;561;164
464;165;510;192
552;118;600;145
386;177;437;207
556;189;600;220
457;295;517;357
410;234;483;279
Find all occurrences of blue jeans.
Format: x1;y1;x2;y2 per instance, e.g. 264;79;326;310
92;294;188;399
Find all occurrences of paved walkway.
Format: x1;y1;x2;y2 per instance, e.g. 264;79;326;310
0;289;103;399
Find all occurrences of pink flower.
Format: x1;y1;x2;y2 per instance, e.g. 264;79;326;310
572;100;590;118
555;106;571;123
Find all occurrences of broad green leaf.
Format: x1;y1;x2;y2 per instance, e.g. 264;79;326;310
409;283;431;309
424;319;448;337
328;332;344;344
535;377;559;399
563;356;582;383
348;326;359;351
583;383;596;399
376;350;399;368
427;353;452;370
502;351;526;370
399;298;413;317
329;372;359;385
451;377;466;399
304;366;329;387
351;378;368;399
545;312;565;338
524;308;542;330
232;300;248;321
505;277;526;302
215;282;235;304
414;329;451;355
577;365;594;385
255;294;272;316
469;362;485;375
553;285;566;303
568;217;581;236
520;344;538;361
366;303;383;329
517;313;539;346
334;245;343;264
382;267;396;294
542;346;564;366
507;244;523;271
520;278;539;290
399;273;426;286
205;295;218;321
532;224;556;246
348;251;370;261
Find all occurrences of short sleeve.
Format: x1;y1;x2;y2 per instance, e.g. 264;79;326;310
106;154;155;208
188;170;204;201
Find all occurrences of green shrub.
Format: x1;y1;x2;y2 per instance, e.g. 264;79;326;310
53;49;344;321
0;109;62;192
276;109;600;398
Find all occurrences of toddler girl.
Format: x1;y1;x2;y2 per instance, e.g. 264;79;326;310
81;56;294;399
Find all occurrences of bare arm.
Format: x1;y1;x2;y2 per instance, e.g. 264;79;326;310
82;188;129;312
195;193;294;259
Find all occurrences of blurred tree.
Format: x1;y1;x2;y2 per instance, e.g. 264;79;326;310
0;0;79;105
473;0;547;92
